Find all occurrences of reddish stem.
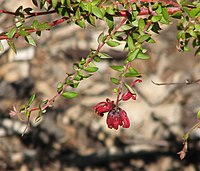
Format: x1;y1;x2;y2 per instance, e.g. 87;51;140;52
118;6;181;16
129;0;180;7
0;9;56;17
0;17;69;40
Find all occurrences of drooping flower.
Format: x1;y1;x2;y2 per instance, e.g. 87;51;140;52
106;108;130;130
121;79;142;101
93;98;114;117
121;91;136;101
119;109;130;128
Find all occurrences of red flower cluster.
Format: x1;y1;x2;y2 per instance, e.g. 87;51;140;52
94;79;142;130
94;98;130;129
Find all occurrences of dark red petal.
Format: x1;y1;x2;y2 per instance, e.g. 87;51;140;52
106;113;113;129
130;79;142;87
95;106;109;116
93;102;106;110
113;116;119;130
118;117;123;126
121;91;132;101
122;116;130;128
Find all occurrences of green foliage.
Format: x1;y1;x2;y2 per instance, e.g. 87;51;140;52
1;0;200;150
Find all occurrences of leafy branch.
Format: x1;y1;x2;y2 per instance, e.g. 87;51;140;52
1;0;199;160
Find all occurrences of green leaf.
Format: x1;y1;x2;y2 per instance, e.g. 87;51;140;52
97;32;105;44
147;38;155;43
138;18;145;30
88;15;95;26
110;65;124;72
19;29;28;36
7;40;17;53
36;23;51;31
106;39;120;47
110;77;119;85
84;67;98;72
152;15;162;22
183;7;191;17
127;49;140;62
66;0;73;10
76;19;86;28
52;0;58;8
123;82;136;94
91;0;100;5
57;83;63;93
106;7;115;15
70;82;79;88
57;7;69;17
121;24;133;30
106;14;114;30
187;29;197;38
61;0;65;5
15;17;23;28
8;27;17;39
195;24;200;32
27;94;36;107
94;56;101;62
190;8;199;18
132;33;139;39
62;92;78;99
25;35;36;46
92;6;104;19
132;20;138;27
197;111;200;119
127;35;134;50
137;52;150;60
171;11;182;19
156;4;162;14
33;20;39;28
138;34;151;43
125;72;141;78
162;7;169;21
125;67;141;77
75;8;81;19
98;52;112;59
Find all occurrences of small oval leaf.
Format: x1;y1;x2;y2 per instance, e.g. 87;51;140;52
110;65;124;72
84;67;98;72
62;92;78;99
106;39;120;47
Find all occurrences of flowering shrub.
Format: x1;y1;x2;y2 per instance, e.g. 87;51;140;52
1;0;200;159
94;79;141;129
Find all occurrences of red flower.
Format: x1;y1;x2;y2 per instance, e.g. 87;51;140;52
93;98;113;117
106;108;130;129
121;79;142;101
121;91;136;101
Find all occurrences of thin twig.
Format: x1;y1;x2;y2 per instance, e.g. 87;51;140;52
151;79;200;86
